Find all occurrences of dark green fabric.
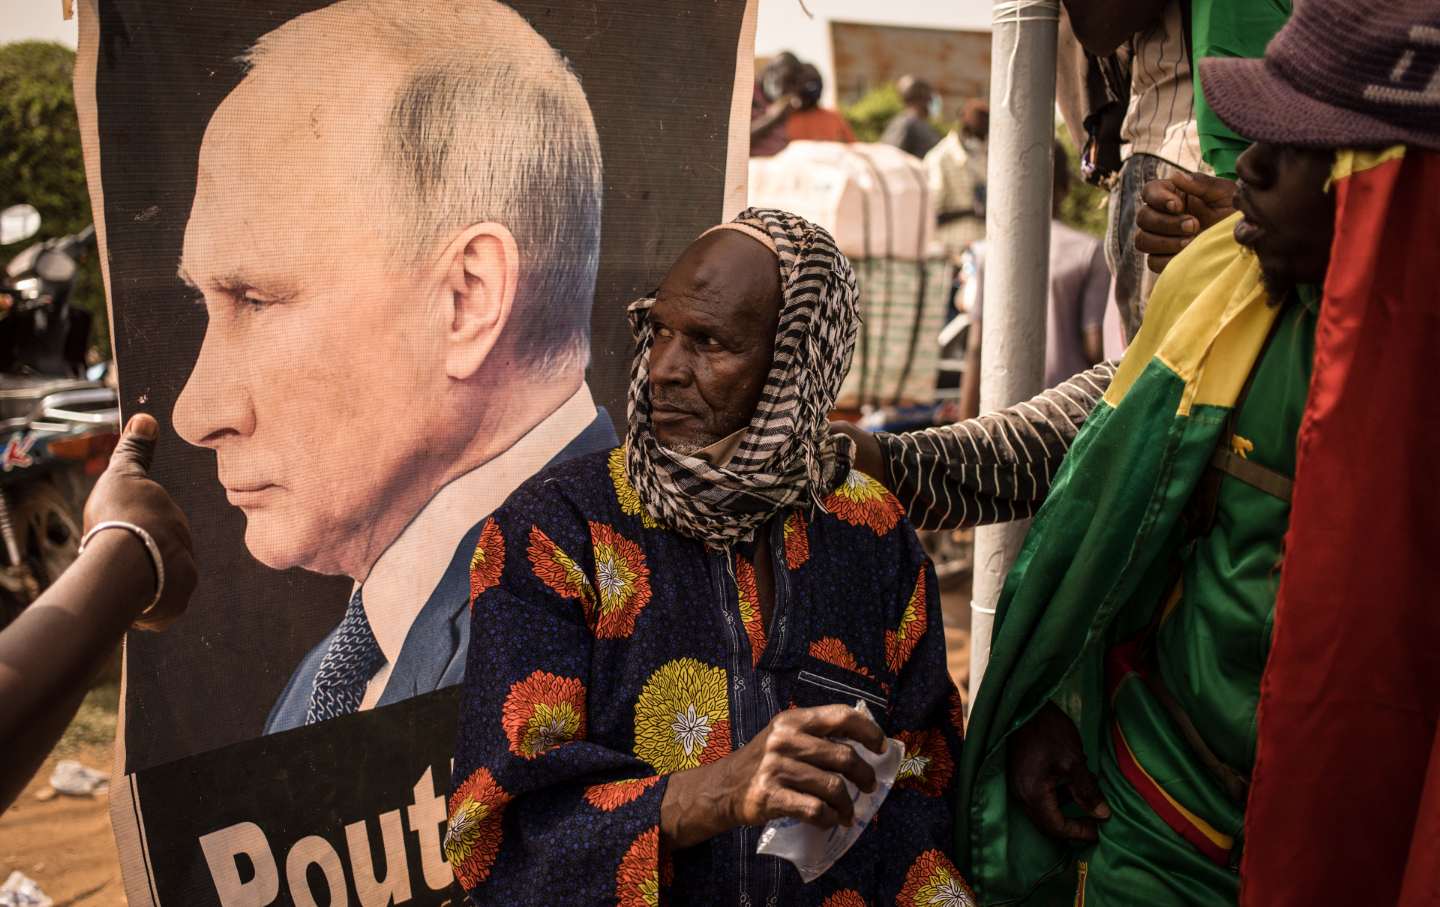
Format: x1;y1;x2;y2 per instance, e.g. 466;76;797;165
956;360;1225;904
957;273;1317;904
1077;699;1242;905
1077;297;1316;906
1152;297;1315;772
1190;0;1292;180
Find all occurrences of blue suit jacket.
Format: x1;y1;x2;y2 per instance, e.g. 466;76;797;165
265;409;617;734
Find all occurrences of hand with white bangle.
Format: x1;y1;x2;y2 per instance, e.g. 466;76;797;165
81;413;197;630
0;413;198;811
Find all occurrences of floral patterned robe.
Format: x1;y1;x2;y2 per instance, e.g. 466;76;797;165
446;447;971;906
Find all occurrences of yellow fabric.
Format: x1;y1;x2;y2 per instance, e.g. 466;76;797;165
1103;212;1280;415
1103;146;1405;413
1328;145;1405;188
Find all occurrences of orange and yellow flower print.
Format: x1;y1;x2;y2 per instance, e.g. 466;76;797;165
528;525;595;608
809;637;875;679
469;518;505;606
736;558;766;667
615;826;671;907
824;470;904;536
898;849;976;907
885;570;929;674
584;776;660;812
895;728;954;797
445;767;510;889
821;891;869;907
783;511;810;569
948;687;967;738
501;671;586;759
609;447;659;528
589;522;652;638
633;658;731;773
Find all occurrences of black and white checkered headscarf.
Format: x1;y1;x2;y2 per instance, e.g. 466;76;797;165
625;208;860;548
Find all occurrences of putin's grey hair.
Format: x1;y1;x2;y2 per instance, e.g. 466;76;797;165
243;1;604;374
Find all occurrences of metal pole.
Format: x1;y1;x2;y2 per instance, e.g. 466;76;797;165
969;0;1058;715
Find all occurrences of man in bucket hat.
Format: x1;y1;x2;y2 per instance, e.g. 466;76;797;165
955;1;1440;904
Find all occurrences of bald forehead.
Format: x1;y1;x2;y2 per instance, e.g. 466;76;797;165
671;231;781;306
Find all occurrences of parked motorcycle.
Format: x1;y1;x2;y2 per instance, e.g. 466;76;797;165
0;204;121;625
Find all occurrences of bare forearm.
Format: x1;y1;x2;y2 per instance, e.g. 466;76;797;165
1060;0;1166;55
0;532;153;807
0;680;88;810
660;763;734;850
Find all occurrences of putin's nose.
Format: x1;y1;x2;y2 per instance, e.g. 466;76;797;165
173;323;255;448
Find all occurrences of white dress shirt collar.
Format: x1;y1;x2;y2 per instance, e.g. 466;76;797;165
357;383;600;708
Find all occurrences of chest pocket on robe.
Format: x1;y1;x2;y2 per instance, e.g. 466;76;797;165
791;656;891;726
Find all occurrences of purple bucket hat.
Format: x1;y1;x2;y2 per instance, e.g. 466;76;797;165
1200;0;1440;153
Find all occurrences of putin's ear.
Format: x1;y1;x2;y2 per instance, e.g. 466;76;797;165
438;222;518;381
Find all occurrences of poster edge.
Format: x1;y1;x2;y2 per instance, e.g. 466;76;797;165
74;1;154;902
82;2;756;900
723;0;758;220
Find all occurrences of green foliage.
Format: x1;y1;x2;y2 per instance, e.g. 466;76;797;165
0;41;108;358
842;84;904;144
843;83;953;148
1055;125;1109;239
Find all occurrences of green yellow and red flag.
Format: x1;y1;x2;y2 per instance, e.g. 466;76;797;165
956;147;1440;905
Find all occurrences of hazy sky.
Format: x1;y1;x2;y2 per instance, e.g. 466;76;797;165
3;1;79;47
4;0;991;52
3;0;993;109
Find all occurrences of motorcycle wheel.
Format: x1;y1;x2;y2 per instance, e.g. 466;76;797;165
14;476;84;592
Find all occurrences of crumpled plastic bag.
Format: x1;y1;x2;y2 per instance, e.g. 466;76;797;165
49;760;107;797
0;871;54;907
755;700;904;882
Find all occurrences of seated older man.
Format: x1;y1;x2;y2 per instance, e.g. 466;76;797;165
444;209;973;905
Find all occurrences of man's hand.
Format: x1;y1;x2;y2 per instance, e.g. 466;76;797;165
766;93;800;116
830;422;886;488
660;704;886;850
1007;702;1110;842
83;413;196;629
1135;172;1237;275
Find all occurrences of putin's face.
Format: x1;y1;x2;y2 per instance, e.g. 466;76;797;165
174;68;455;578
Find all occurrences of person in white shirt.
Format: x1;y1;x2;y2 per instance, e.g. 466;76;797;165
1063;0;1209;349
169;0;616;731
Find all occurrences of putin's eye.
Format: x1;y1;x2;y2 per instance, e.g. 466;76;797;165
238;291;276;311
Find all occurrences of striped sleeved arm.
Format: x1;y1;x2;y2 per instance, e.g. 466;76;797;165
875;360;1116;531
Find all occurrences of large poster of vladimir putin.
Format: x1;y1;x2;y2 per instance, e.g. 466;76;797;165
74;0;754;902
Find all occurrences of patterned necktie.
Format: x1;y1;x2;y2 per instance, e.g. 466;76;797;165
306;588;387;724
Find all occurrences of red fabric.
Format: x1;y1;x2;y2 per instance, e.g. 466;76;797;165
784;108;856;143
1243;150;1440;905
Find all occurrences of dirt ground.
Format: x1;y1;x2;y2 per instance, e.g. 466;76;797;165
0;582;972;906
0;684;126;907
